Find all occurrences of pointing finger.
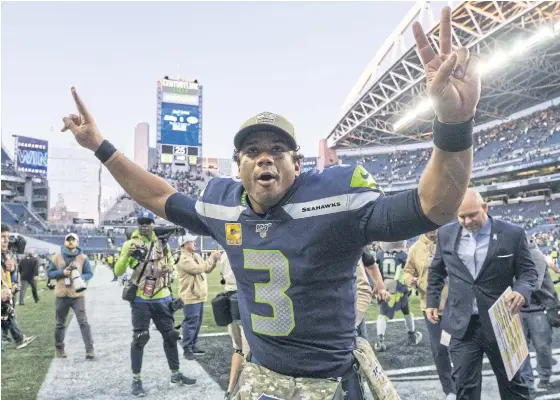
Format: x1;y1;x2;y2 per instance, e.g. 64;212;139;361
413;21;436;66
439;6;452;56
71;87;93;122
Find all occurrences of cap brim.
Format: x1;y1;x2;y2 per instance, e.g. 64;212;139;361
234;124;297;151
137;218;154;225
180;235;198;244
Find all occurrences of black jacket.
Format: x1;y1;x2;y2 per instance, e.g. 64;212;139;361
427;216;537;340
18;255;39;282
522;241;558;312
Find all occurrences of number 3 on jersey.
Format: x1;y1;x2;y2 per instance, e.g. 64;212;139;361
243;249;295;336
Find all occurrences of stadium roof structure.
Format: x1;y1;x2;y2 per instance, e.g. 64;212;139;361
327;1;560;149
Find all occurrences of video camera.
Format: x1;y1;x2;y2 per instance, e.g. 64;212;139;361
153;226;186;239
8;234;26;255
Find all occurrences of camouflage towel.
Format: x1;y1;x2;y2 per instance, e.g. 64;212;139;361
353;337;401;400
232;361;344;400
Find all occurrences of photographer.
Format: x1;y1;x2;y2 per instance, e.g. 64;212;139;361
47;233;94;359
1;224;36;349
176;234;220;360
115;212;196;397
18;252;40;305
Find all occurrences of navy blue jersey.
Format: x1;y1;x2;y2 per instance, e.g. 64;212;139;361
377;251;408;281
165;164;438;378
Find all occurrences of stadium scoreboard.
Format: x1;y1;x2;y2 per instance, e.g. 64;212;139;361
157;78;202;166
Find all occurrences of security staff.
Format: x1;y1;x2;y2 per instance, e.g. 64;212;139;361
115;212;196;397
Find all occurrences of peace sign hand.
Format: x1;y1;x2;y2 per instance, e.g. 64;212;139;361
61;87;105;152
413;6;481;124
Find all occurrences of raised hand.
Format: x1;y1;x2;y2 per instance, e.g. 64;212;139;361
413;6;481;124
61;87;104;151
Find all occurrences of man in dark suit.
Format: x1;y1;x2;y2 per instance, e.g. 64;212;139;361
426;189;537;400
18;252;40;305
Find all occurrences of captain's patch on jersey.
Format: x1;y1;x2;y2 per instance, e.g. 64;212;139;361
350;165;380;191
225;223;242;246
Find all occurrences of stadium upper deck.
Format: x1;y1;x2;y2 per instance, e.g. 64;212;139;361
327;1;560;148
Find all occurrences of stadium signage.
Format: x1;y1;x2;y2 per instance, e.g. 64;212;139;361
73;218;95;224
15;136;49;177
18;150;47;167
161;80;199;94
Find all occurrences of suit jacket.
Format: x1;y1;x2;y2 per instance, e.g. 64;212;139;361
18;256;39;282
427;216;537;340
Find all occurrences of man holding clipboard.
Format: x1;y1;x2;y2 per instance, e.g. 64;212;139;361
426;189;537;399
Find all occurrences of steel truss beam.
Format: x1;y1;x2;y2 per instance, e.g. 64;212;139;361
328;1;560;149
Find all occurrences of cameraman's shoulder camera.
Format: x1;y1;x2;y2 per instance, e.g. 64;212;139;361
8;234;26;255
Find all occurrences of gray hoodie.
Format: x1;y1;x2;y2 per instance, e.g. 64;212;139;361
522;240;558;312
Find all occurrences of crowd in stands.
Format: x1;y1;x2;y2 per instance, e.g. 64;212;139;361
102;162;208;226
489;198;560;230
341;104;560;184
487;197;560;251
148;163;206;197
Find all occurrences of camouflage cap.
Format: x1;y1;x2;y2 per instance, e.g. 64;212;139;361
234;111;297;151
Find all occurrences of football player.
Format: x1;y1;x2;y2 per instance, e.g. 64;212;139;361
373;241;422;352
61;6;480;399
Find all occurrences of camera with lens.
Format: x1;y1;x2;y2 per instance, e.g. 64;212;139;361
130;245;149;262
154;226;186;239
64;266;87;292
169;297;184;312
8;235;26;255
1;301;15;321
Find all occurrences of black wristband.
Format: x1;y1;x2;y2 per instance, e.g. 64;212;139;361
94;140;117;163
432;117;474;152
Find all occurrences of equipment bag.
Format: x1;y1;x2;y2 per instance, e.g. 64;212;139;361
229;291;241;321
212;292;233;326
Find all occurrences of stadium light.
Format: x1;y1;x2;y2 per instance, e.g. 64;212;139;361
478;51;507;76
393;25;559;131
393;99;433;131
